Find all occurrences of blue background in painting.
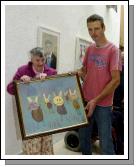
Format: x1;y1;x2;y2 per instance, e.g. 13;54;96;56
17;76;87;136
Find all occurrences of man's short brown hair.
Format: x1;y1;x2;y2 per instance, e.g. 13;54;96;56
87;14;105;28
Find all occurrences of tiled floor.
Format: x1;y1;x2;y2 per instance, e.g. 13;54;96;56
53;131;101;155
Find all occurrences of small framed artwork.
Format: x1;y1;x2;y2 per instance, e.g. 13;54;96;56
14;73;88;140
37;26;60;70
106;5;118;12
74;37;91;69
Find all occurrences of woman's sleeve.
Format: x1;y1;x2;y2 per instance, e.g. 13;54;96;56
7;68;23;95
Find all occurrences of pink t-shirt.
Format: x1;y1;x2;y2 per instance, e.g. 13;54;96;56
82;42;122;106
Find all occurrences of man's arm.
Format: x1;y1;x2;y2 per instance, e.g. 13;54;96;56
86;70;120;117
77;66;87;81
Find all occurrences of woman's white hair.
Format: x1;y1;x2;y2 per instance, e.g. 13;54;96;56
30;47;45;58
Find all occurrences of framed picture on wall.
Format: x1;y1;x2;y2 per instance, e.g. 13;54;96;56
37;26;60;70
14;73;88;140
74;37;91;69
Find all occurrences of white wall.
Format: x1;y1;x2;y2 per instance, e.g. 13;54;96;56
5;5;121;154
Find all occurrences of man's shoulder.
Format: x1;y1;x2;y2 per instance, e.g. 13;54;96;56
107;42;119;50
88;42;95;48
86;43;95;53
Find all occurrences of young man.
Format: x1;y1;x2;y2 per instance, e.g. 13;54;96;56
7;47;57;154
78;14;122;155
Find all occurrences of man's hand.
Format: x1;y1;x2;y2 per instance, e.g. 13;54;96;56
68;71;78;75
85;99;97;118
20;75;31;82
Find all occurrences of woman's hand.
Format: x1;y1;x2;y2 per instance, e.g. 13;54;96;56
20;75;31;82
36;73;47;80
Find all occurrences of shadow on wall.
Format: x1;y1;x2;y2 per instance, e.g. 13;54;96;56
12;96;22;140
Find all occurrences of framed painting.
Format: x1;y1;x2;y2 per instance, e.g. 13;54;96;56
14;73;88;140
37;26;60;70
74;37;91;69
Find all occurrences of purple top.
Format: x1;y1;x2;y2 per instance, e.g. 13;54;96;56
7;62;57;95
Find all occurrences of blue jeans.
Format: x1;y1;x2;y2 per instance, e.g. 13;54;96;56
78;105;115;155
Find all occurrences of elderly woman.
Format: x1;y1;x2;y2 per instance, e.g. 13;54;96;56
7;47;57;155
